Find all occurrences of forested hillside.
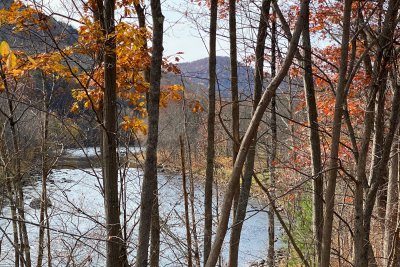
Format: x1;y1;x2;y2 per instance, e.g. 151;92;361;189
0;0;400;266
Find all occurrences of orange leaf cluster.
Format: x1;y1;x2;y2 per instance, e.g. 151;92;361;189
121;116;147;134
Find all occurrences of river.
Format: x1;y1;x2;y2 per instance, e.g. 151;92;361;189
0;148;272;266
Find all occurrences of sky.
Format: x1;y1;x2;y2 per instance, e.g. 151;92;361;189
33;0;232;63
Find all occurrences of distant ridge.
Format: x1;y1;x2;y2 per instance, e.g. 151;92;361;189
177;56;294;99
178;56;255;98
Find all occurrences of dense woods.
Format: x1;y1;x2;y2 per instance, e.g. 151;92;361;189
1;0;400;266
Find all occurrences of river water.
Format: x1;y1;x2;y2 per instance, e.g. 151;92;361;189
0;148;272;266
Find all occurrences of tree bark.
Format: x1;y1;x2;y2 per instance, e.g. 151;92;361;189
204;0;308;265
354;0;400;264
267;9;277;267
134;2;151;108
320;0;352;264
2;65;31;267
149;196;160;267
354;88;377;267
181;79;201;267
229;0;240;220
37;73;52;267
361;83;400;266
384;132;399;266
203;0;217;264
132;5;161;265
180;135;193;267
301;5;323;264
228;1;270;266
102;0;127;265
135;0;164;265
0;124;19;267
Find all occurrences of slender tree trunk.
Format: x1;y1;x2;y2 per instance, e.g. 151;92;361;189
0;124;20;266
353;12;375;263
13;132;31;267
354;90;376;267
134;2;151;106
203;0;217;264
180;135;193;267
181;80;201;267
361;83;400;266
229;0;240;219
301;5;323;264
6;179;20;267
3;76;31;267
384;132;399;265
102;0;127;265
267;10;277;267
92;0;106;195
204;1;308;265
135;0;164;265
37;74;52;267
355;1;400;264
132;6;161;264
0;57;30;267
149;196;160;267
228;2;270;266
320;0;352;264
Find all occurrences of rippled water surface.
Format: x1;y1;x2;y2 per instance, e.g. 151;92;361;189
0;149;272;266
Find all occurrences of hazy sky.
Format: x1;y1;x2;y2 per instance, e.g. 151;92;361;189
37;0;231;62
162;2;212;62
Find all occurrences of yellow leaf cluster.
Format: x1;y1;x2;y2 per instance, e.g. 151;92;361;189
72;20;151;118
0;1;49;32
0;41;10;58
71;89;103;112
0;41;21;82
159;84;184;107
121;116;148;134
70;102;79;113
78;18;105;55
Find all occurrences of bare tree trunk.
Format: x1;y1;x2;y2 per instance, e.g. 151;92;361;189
1;142;19;267
384;132;399;265
102;0;127;265
37;74;52;267
301;5;323;264
3;75;31;267
354;0;400;264
134;2;151;108
0;123;20;266
229;0;240;219
6;178;20;267
181;79;201;267
149;196;160;267
361;83;400;266
353;14;375;263
135;0;164;265
203;0;217;264
228;1;270;266
180;135;193;267
267;9;277;267
353;80;378;266
320;0;352;264
132;5;161;265
204;0;308;264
